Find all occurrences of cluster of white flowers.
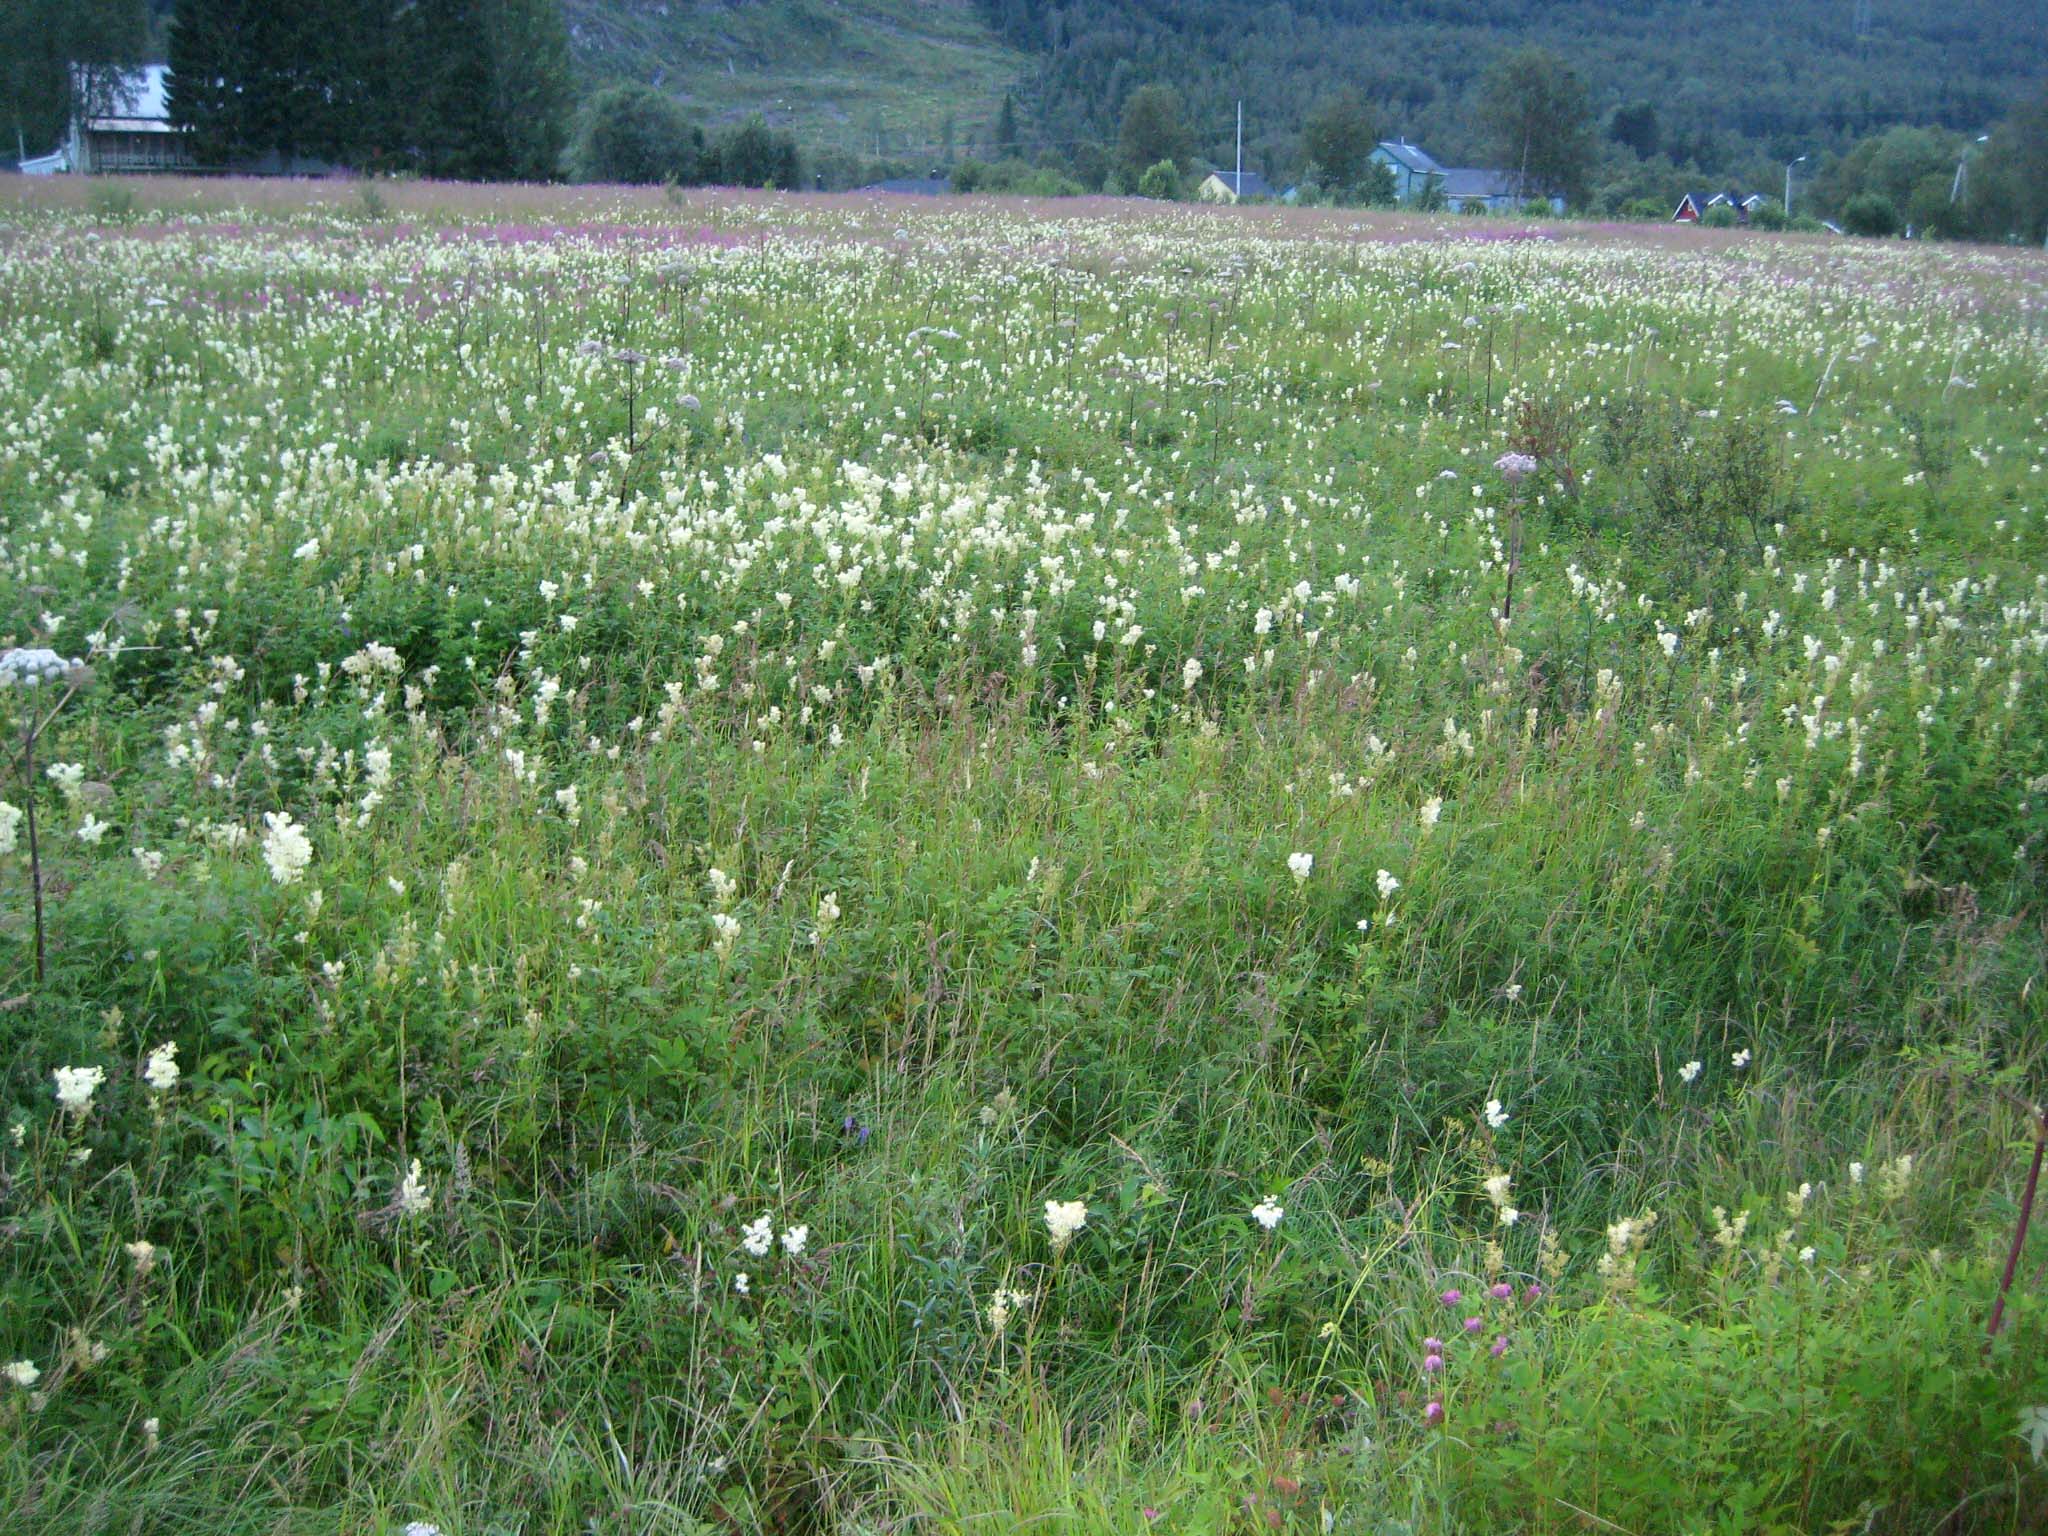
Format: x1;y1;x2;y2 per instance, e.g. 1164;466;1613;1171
53;1065;106;1117
142;1041;180;1094
260;811;314;886
395;1158;432;1217
1043;1199;1089;1254
1250;1196;1284;1231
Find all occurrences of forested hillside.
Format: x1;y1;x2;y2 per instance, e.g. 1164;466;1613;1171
975;0;2048;171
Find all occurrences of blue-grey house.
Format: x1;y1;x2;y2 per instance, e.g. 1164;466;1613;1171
1370;139;1565;214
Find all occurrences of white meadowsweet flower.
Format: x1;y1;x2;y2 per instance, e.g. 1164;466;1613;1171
1251;1196;1284;1231
1375;869;1400;900
0;801;21;856
260;811;313;886
1419;796;1444;829
741;1214;774;1258
75;814;110;846
1043;1199;1089;1253
53;1065;106;1116
1679;1060;1703;1084
780;1224;809;1258
3;1360;39;1389
1731;1048;1752;1070
732;1271;750;1295
142;1041;180;1094
395;1158;432;1217
1287;851;1314;883
1484;1099;1510;1130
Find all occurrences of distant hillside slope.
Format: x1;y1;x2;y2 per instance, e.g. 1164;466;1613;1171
562;0;1029;163
973;0;2048;169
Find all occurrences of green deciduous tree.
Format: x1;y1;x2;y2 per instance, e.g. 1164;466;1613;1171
571;84;705;184
1117;85;1190;184
1301;88;1375;196
1478;46;1595;206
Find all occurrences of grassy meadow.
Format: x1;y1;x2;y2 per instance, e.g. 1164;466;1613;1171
1;179;2047;1534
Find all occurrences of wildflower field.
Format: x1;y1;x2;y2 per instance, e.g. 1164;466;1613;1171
2;179;2048;1535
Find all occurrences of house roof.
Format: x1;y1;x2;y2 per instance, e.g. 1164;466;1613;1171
73;64;177;134
1374;140;1444;175
1206;169;1273;198
1440;168;1520;200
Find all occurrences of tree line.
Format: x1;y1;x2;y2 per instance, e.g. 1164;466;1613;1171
165;0;571;178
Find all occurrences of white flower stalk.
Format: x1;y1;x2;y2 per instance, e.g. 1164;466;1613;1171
395;1159;432;1217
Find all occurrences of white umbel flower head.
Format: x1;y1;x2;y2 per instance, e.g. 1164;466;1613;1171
1251;1197;1284;1231
0;648;71;687
3;1360;39;1389
1043;1199;1089;1253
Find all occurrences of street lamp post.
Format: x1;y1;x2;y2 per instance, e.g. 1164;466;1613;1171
1784;155;1807;216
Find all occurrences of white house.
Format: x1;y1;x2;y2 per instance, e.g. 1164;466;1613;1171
65;64;193;174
